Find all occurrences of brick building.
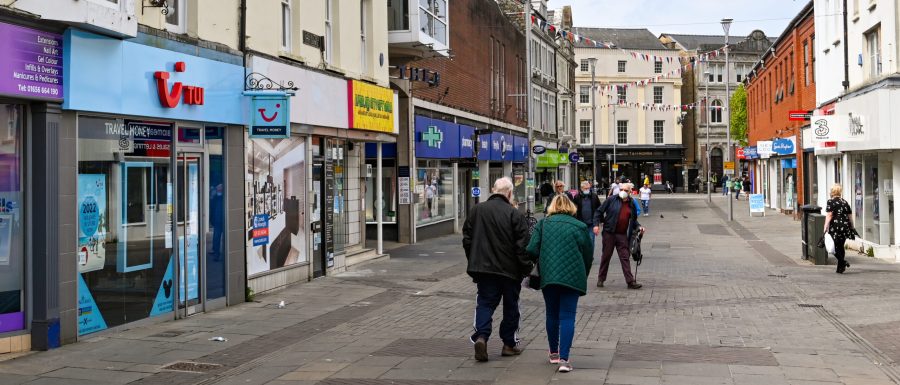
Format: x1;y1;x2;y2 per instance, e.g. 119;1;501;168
745;1;815;213
383;0;530;243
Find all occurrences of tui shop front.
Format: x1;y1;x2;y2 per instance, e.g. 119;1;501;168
59;29;247;345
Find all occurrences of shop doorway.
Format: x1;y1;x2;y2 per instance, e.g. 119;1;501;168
311;162;326;278
175;153;204;317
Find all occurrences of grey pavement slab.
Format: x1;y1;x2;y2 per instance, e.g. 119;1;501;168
3;196;900;385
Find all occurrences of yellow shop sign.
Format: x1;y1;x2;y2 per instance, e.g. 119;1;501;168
348;80;394;133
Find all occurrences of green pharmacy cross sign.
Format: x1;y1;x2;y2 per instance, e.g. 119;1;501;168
422;125;444;148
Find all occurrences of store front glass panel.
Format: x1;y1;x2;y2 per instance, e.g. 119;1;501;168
512;165;526;205
205;127;226;299
77;116;175;335
245;135;307;277
365;160;396;224
416;160;453;225
0;104;24;333
864;154;879;244
327;139;350;251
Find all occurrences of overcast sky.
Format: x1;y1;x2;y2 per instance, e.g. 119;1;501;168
551;0;810;38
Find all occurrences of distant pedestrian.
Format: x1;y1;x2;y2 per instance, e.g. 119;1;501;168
744;176;752;195
593;183;645;289
711;173;718;193
639;183;652;216
608;178;622;197
545;181;571;214
539;180;553;208
643;174;650;187
733;178;742;200
694;175;703;194
572;181;602;247
463;177;531;362
825;184;856;274
665;180;674;194
527;195;593;373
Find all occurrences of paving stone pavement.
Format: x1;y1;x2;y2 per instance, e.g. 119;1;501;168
3;195;900;384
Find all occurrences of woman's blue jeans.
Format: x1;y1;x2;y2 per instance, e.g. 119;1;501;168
542;285;580;360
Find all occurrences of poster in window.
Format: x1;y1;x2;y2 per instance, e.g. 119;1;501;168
77;174;107;273
0;214;11;266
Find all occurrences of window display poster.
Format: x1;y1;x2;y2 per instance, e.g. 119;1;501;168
149;257;174;317
179;234;199;302
77;274;108;336
252;214;269;246
77;174;106;273
0;214;9;266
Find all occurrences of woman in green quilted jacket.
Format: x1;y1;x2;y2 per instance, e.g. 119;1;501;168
526;194;594;373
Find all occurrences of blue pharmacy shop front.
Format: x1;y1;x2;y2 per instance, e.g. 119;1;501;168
55;29;249;346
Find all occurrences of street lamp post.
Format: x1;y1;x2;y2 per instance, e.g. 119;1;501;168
722;18;733;221
589;58;597;189
704;67;711;203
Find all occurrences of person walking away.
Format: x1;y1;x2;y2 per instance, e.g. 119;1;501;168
639;183;652;216
527;195;593;373
463;177;531;362
744;175;752;196
733;178;742;200
721;175;729;196
593;183;645;289
825;184;856;273
539;180;553;208
572;181;602;247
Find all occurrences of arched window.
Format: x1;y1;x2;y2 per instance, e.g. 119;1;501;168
711;100;723;123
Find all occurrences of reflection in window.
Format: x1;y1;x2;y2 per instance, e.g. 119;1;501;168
388;0;409;30
419;0;448;45
416;160;453;226
0;104;24;333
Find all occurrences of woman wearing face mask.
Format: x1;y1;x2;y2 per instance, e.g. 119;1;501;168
592;183;645;289
572;181;602;247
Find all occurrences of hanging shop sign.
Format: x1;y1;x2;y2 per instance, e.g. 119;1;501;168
569;152;580;163
772;137;796;156
0;22;63;100
735;147;746;159
348;79;395;133
247;91;292;138
811;115;866;142
532;145;546;154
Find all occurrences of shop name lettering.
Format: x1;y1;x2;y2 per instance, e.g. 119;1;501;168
850;115;865;136
154;62;205;108
104;122;170;138
355;95;392;114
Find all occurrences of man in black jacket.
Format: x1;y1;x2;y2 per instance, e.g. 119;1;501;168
539;180;553;208
592;183;645;289
572;181;602;247
463;177;531;362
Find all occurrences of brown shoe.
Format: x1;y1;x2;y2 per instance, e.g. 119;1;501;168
628;282;643;290
474;337;488;362
501;345;523;356
596;280;604;288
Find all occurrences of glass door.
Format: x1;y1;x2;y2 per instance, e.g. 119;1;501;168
176;153;204;316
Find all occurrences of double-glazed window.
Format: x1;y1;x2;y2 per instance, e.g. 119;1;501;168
579;85;590;104
653;86;663;104
616;120;628;144
653;120;664;144
865;26;881;79
165;0;185;33
579;120;591;144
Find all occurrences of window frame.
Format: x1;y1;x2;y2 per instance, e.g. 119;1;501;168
164;0;186;34
617;60;626;73
616;120;628;145
654;60;662;74
653;86;663;104
711;100;723;123
865;26;882;79
360;0;368;75
579;120;591;145
325;0;334;64
617;86;627;104
580;59;589;72
579;85;590;104
281;0;292;52
653;120;664;144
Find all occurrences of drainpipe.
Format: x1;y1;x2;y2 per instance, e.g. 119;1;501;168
240;0;248;76
842;0;850;92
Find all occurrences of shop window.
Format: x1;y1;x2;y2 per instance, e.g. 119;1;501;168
366;160;397;224
0;104;23;333
416;160;453;226
245;135;308;276
205;127;226;300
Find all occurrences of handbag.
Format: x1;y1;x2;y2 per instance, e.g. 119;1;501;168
526;220;544;290
817;235;826;249
630;231;643;266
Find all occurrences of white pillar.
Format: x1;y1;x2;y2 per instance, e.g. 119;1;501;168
452;162;459;232
891;151;900;256
479;160;490;203
376;143;383;255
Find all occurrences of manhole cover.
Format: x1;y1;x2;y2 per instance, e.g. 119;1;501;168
798;304;824;308
161;361;222;373
150;330;187;338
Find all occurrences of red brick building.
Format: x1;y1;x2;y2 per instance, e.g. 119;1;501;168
745;1;815;213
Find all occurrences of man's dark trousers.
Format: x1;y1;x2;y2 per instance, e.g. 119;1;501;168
598;232;635;284
471;275;521;347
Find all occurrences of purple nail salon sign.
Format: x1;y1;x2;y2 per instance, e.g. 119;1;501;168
0;22;63;100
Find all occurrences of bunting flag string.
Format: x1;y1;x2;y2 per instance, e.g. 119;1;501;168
575;100;727;113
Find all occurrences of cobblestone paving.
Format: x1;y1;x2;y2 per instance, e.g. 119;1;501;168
3;195;900;384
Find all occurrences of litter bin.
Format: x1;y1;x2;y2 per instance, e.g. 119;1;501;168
806;213;828;265
800;205;821;260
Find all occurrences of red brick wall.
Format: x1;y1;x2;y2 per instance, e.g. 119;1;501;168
746;9;815;206
414;0;528;127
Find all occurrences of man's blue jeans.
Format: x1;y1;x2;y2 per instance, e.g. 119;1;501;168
585;225;595;248
472;275;521;347
542;285;580;361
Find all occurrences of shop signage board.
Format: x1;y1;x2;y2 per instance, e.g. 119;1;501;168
459;124;476;158
64;29;246;124
348;79;395;133
471;187;481;198
248;92;291;138
772;137;796;155
789;110;813;121
736;147;746;159
252;214;270;246
612;164;619;172
0;22;63;100
533;145;546;154
757;141;773;158
745;146;759;159
536;150;560;168
749;194;766;216
724;161;735;175
568;152;580;163
811;115;866;142
414;116;458;158
513;136;528;162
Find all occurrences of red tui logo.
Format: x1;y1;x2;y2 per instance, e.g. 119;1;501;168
258;104;280;122
154;62;205;108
